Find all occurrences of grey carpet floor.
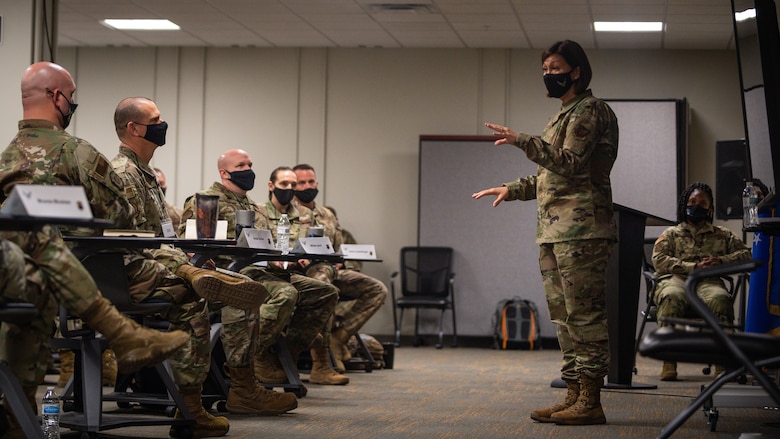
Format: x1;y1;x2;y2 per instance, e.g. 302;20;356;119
43;347;780;438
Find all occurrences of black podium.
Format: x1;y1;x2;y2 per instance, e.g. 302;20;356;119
605;204;675;389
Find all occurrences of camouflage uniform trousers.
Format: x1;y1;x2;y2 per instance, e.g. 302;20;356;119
306;263;387;346
221;266;337;366
0;229;99;387
122;247;211;386
655;274;734;325
539;238;613;382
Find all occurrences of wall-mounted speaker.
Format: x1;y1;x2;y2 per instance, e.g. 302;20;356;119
715;139;751;220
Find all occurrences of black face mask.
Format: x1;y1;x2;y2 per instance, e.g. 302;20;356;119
228;169;256;191
51;90;78;129
686;205;709;224
294;188;319;204
543;71;574;98
138;121;168;146
273;187;295;206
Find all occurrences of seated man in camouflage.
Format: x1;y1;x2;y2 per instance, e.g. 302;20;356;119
0;62;190;437
111;98;298;435
0;62;273;439
179;150;343;387
293;164;388;373
652;181;751;381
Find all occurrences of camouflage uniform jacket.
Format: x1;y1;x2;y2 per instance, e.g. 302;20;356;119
178;182;257;239
257;200;313;245
0;119;134;229
503;91;619;245
652;221;751;279
111;146;170;235
308;202;344;252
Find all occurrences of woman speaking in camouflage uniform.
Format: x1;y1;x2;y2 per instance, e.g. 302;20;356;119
473;40;619;426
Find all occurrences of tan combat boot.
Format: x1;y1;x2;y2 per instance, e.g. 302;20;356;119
309;333;349;385
253;351;288;384
170;384;229;438
102;349;118;387
57;350;75;387
175;265;268;311
660;361;677;381
80;296;189;374
2;385;37;439
550;376;607;425
329;328;351;373
530;378;580;423
225;366;298;415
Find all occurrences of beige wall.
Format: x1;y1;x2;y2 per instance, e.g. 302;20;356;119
0;2;35;143
28;46;745;336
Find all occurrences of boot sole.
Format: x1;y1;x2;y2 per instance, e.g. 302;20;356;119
309;376;350;385
117;331;190;375
225;399;298;416
529;413;555;423
551;416;607;425
193;276;269;310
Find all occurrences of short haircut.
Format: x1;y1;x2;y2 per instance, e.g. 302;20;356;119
293;163;315;172
541;40;592;95
114;97;151;137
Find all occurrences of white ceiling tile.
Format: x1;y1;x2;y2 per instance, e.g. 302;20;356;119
526;31;596;49
258;30;337;47
595;32;663;49
459;30;529;48
392;32;465;48
321;30;400;47
194;30;273;47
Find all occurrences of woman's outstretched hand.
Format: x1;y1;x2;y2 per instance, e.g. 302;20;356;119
485;122;518;146
472;186;509;207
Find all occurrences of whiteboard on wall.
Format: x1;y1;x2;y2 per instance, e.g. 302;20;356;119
418;99;685;338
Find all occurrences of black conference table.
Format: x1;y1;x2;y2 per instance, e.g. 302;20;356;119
62;235;347;270
0;214;113;231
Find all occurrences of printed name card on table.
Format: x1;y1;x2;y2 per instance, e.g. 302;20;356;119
291;237;334;255
0;184;92;219
340;244;378;260
237;229;276;249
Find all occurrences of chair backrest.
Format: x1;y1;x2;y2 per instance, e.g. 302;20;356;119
79;251;170;316
642;237;656;273
399;246;453;297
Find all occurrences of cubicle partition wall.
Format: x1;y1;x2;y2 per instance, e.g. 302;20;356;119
418;99;686;340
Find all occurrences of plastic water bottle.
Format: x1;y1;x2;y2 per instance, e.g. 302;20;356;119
41;386;60;439
742;181;759;229
276;213;291;255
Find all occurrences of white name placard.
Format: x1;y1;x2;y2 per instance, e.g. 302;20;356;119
237;229;276;249
291;237;334;254
1;184;92;219
340;244;378;260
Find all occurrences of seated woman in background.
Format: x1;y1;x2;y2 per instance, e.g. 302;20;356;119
651;181;751;381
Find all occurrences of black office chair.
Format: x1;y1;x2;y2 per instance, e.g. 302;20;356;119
391;246;457;349
639;259;780;438
633;238;742;376
51;251;193;436
0;302;44;439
